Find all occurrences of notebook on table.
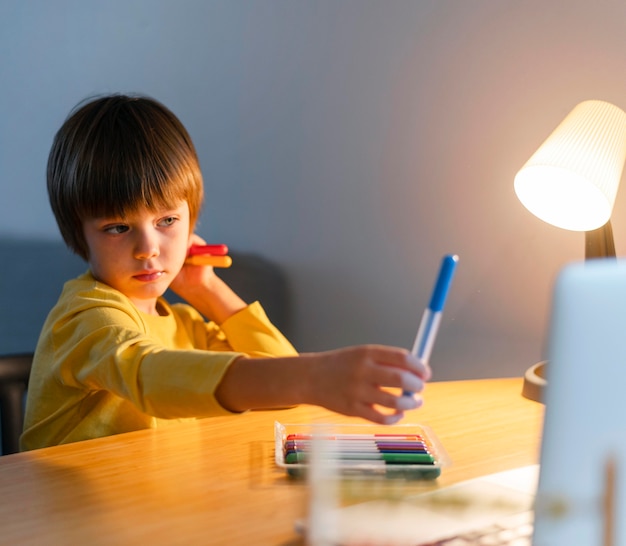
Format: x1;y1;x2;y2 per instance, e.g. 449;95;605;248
301;258;626;545
300;465;538;545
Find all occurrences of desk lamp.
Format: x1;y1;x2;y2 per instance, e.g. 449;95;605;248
514;99;626;403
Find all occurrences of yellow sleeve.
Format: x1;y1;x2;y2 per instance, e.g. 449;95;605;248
173;300;298;358
47;305;237;418
46;293;296;419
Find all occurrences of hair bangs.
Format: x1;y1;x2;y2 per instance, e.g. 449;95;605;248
77;99;203;221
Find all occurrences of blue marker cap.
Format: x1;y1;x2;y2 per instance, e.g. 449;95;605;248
428;254;459;312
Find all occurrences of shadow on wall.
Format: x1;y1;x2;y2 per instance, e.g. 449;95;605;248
0;238;293;355
0;239;86;355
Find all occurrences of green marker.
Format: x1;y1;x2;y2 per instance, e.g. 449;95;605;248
285;451;435;465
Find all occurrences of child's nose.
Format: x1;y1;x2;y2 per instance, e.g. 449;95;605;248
134;233;159;260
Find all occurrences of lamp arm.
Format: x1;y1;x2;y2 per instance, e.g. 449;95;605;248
585;220;616;260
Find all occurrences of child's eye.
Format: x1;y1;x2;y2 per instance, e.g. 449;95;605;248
159;216;178;227
104;224;129;234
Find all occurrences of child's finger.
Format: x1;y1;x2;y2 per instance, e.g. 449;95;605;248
364;387;402;410
405;354;431;379
363;385;421;411
356;405;405;425
365;346;431;379
361;391;425;424
367;365;426;393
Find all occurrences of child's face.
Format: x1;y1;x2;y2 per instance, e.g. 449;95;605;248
83;201;192;315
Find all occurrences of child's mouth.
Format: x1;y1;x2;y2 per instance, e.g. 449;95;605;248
134;271;164;282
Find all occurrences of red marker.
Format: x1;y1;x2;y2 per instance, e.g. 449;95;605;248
187;244;229;256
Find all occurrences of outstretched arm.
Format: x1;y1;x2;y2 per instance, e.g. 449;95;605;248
215;345;431;425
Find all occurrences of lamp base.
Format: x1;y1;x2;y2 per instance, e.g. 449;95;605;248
521;361;547;404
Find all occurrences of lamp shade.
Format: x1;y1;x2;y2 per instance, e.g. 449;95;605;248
514;100;626;231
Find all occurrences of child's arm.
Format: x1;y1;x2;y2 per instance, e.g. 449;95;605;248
214;345;431;425
171;270;247;324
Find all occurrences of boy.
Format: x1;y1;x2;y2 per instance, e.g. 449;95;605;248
20;94;429;451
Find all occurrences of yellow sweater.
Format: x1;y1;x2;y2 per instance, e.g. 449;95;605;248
20;272;297;451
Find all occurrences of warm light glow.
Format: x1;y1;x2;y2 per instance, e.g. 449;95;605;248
514;100;626;231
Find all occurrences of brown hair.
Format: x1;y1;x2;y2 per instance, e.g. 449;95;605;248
47;94;204;260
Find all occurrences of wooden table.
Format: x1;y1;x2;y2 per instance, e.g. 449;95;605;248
0;378;544;545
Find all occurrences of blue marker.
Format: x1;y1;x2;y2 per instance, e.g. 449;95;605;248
404;254;459;396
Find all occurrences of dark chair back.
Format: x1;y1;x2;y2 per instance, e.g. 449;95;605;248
0;353;33;455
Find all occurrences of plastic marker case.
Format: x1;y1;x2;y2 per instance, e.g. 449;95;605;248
274;422;450;480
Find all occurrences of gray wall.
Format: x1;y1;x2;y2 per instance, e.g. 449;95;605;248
3;0;626;380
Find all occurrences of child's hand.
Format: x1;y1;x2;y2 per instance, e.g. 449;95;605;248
170;234;215;293
169;234;246;323
304;345;431;425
